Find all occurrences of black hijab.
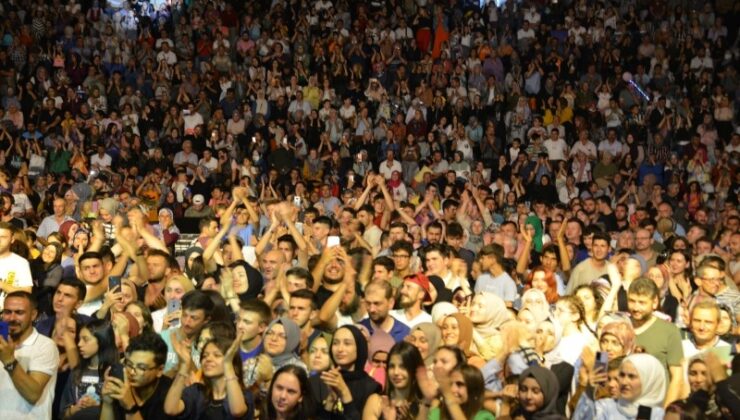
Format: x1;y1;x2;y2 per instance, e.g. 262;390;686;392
330;325;369;381
516;366;566;420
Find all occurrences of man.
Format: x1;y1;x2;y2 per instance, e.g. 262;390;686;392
139;249;172;311
287;289;320;354
100;332;175;420
424;244;471;295
36;198;73;240
595;196;618;232
0;222;32;309
691;261;740;317
310;216;332;251
0;292;59;419
681;301;732;361
565;231;613;294
445;222;475;274
76;252;109;316
360;280;410;343
628;277;683;405
237;299;272;388
474;244;517;307
317;184;341;218
184;194;215;219
357;205;383;248
390;273;433;328
390;241;416;284
378;150;402;180
371;256;396;286
634;228;658;268
160;290;213;374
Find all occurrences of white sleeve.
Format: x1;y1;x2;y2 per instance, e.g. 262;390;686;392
28;337;60;376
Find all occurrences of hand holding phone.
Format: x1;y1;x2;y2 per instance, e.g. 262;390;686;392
109;363;125;381
0;321;9;341
327;236;340;248
166;299;182;328
108;276;121;291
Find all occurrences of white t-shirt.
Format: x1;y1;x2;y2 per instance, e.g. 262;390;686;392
11;193;32;216
90;153;112;169
0;253;33;309
390;309;433;329
0;329;59;420
378;160;403;180
543;138;568;161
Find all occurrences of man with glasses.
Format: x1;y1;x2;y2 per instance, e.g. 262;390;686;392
690;262;740;318
390;241;416;284
100;332;174;420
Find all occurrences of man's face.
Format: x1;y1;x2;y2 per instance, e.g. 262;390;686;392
446;235;464;250
389;227;405;243
697;267;724;296
372;265;393;282
399;281;423;309
591;239;610;261
627;293;656;322
237;310;266;343
312;223;330;241
52;284;82;316
365;287;392;324
565;222;581;242
323;257;345;282
288;297;314;328
427;227;443;244
146;255;169;282
425;251;448;275
80;257;105;285
53;199;66;216
261;251;282;281
583;199;595;214
181;308;209;339
0;227;12;254
690;308;719;344
125;351;163;388
615;205;627;221
2;296;36;340
634;230;652;252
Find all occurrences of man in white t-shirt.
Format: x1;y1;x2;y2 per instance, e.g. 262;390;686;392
543;129;568;163
90;144;112;171
378;150;403;180
0;223;33;310
0;292;59;420
391;274;433;328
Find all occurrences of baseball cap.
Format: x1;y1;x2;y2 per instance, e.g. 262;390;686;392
192;194;205;205
403;273;432;304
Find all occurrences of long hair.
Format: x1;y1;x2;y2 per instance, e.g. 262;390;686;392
124;301;154;334
527;267;559;304
385;342;424;414
199;336;244;401
440;364;486;420
263;365;315;420
75;319;118;384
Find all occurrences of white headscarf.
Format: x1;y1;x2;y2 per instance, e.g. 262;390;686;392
617;353;667;417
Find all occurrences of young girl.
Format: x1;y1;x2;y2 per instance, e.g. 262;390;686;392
60;319;118;418
165;334;250;419
265;365;315;420
419;364;494;420
363;342;425;419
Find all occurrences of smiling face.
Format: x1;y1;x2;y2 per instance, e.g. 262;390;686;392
405;329;430;360
200;342;226;378
688;360;709;392
441;316;460;346
264;323;288;357
387;354;410;389
518;376;545;413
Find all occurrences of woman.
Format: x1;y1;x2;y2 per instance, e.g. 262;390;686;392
264;318;307;373
264;364;314;420
520;289;552;323
575;285;604;332
60;319;118;418
387;171;408;202
152;275;195;332
165;334;250;419
124;301;155;335
526;268;559;305
553;296;595;366
418;364;494;420
307;325;381;419
645;265;679;321
468;292;512;360
31;242;64;315
440;314;485;367
307;333;333;376
573;353;666;420
510;365;565;420
406;323;441;370
363;342;425;419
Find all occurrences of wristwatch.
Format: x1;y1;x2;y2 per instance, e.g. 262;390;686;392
3;359;17;373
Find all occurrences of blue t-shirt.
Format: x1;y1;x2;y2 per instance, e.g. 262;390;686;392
474;272;518;303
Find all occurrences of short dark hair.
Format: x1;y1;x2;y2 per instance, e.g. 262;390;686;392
313;216;332;229
5;291;37;310
199;217;217;232
373;256;395;272
389;221;408;233
446;222;464;239
286;267;314;289
290;288;318;310
591;231;611;246
181;290;215;313
125;332;168;367
78;251;103;266
425;243;450;258
239;299;272;325
390;240;413;256
57;277;87;302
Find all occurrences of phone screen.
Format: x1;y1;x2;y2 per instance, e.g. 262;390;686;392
636;405;652;420
110;363;125;381
0;321;8;341
167;300;181;328
327;236;340;248
594;351;608;373
108;276;121;291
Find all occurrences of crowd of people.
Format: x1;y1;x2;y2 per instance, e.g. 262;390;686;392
0;0;739;419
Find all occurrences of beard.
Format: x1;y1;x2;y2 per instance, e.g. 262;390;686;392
339;295;360;316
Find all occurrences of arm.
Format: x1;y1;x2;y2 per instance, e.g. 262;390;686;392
0;341;53;404
353;178;376;210
163;335;192;416
556;221;571;273
516;228;533;275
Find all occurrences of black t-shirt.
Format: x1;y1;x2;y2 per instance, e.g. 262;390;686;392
109;376;176;420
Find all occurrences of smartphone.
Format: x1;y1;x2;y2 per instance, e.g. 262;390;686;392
108;276;121;291
594;351;608;373
636;405;652;420
348;174;354;183
327;236;340;248
0;321;8;341
293;196;302;208
110;363;125;381
167;299;181;328
251;136;257;143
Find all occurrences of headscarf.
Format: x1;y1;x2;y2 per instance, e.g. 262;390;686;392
308;332;334;375
264;317;301;367
517;365;564;419
472;292;512;338
365;329;395;388
520;288;551;324
387;170;403;189
331;325;370;381
616;354;667;417
411;323;441;365
59;220;78;243
446;313;474;356
427;275;453;303
599;321;636;355
431;301;458;325
525;215;544;252
715;373;740;419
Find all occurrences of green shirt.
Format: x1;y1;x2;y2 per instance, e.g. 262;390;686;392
635;317;684;370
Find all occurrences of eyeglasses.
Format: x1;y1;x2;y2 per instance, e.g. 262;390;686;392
124;360;158;374
701;277;724;283
266;330;287;340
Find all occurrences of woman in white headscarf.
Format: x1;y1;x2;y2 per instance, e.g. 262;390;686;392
468;292;512;360
572;353;666;419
